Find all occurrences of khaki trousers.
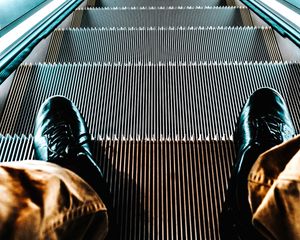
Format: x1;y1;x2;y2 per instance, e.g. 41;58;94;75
1;135;300;240
248;135;300;239
0;160;108;240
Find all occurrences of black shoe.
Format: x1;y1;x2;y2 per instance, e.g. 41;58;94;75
34;95;117;237
33;96;111;203
220;88;295;239
34;95;93;164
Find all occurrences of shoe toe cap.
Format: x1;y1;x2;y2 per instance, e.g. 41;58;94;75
34;95;89;137
241;87;294;128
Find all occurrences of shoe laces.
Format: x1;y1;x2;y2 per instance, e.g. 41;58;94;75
251;114;291;144
44;121;79;161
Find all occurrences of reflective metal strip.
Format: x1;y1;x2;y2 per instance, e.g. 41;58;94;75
0;135;34;162
240;7;253;26
0;135;235;239
45;27;282;63
81;6;250;10
106;137;235;240
95;0;228;7
0;65;32;133
71;8;253;28
70;9;83;28
262;28;282;61
45;30;64;63
1;63;300;138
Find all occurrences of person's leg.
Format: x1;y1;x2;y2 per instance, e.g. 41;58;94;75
0;95;112;239
220;88;295;239
34;96;110;202
0;160;108;239
33;95;115;236
249;135;300;239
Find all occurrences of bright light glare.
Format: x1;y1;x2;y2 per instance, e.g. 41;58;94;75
260;0;300;26
0;0;67;55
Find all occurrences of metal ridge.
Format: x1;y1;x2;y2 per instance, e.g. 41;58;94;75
78;6;249;10
22;61;300;67
0;134;235;239
2;63;300;138
59;26;272;31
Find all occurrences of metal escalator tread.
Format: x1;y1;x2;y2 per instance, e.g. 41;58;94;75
0;134;235;240
71;7;253;28
1;63;300;138
95;0;234;7
0;135;34;162
45;27;282;63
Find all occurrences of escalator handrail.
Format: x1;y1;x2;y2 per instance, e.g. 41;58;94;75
0;0;83;85
241;0;300;47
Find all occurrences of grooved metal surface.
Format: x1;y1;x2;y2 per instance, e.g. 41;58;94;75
95;0;230;7
0;135;235;240
1;63;300;138
45;27;281;63
0;135;34;162
71;7;253;28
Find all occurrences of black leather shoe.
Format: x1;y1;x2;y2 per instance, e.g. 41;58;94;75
34;95;116;238
33;96;111;202
220;88;295;239
34;95;93;164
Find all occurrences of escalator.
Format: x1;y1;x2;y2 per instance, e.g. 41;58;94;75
0;0;300;239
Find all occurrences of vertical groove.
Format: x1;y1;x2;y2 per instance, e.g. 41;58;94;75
45;28;281;63
262;28;283;61
45;30;64;62
76;7;252;28
70;10;83;28
96;0;228;7
2;63;300;137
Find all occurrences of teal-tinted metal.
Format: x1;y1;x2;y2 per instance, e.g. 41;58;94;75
281;0;300;9
0;0;83;85
241;0;300;47
0;0;48;32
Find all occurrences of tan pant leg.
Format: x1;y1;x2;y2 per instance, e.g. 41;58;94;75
248;135;300;239
0;160;108;240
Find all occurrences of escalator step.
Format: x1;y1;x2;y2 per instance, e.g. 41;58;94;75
46;27;281;63
94;0;234;7
1;63;300;138
0;135;34;162
71;7;253;28
0;134;235;240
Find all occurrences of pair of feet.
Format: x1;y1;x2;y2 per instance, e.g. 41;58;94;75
33;88;294;239
221;88;295;239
